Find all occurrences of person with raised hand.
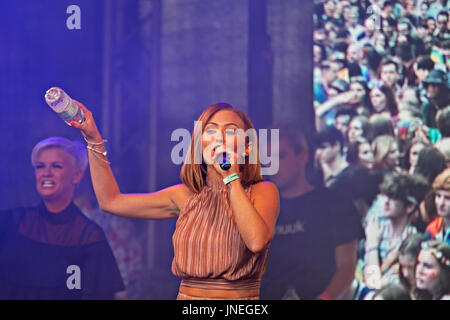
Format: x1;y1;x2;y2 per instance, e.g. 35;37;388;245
70;101;279;300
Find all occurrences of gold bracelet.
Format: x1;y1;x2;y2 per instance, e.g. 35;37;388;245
83;135;108;146
86;146;111;164
86;145;107;157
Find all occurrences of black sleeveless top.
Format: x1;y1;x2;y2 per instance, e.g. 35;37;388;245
0;202;124;299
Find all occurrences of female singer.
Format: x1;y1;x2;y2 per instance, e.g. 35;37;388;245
71;101;280;300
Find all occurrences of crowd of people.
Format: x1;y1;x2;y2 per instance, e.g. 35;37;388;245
311;0;450;299
2;0;450;301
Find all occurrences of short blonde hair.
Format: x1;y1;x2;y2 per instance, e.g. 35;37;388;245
31;137;88;173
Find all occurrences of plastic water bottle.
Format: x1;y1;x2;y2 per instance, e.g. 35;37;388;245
45;87;85;126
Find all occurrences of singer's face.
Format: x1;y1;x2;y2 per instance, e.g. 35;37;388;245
34;148;82;202
202;110;246;165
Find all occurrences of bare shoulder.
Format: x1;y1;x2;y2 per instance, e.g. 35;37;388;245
168;183;194;211
251;181;280;204
252;180;279;196
250;181;280;219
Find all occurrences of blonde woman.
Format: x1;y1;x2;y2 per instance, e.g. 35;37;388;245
371;135;402;173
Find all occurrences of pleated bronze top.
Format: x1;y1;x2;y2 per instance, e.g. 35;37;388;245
171;175;269;290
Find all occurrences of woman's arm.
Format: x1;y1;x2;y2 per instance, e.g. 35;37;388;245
95;185;186;220
71;101;186;220
227;180;280;253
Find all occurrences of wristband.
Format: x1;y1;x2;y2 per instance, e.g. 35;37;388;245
223;172;240;185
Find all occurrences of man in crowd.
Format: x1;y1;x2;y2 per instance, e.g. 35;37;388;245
421;69;450;128
260;124;363;300
378;58;403;99
314;126;350;188
314;60;339;104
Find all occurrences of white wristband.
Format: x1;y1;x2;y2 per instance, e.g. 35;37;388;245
223;173;240;185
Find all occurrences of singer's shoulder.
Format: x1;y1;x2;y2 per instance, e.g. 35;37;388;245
168;184;194;212
249;181;279;217
170;183;192;195
251;181;279;197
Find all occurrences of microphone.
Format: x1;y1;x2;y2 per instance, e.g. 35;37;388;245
216;152;231;171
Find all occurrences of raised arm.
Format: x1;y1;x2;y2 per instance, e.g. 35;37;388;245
71;101;188;220
315;91;355;118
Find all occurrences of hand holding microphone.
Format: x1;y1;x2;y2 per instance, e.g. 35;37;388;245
211;145;244;182
212;145;233;172
212;149;242;186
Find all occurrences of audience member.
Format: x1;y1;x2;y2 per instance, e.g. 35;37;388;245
414;240;450;300
261;124;363;300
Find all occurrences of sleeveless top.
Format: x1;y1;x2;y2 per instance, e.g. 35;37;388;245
171;175;269;291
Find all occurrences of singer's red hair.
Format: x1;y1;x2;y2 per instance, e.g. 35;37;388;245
180;103;263;193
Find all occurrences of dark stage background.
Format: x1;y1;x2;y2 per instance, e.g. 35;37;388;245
0;0;313;299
